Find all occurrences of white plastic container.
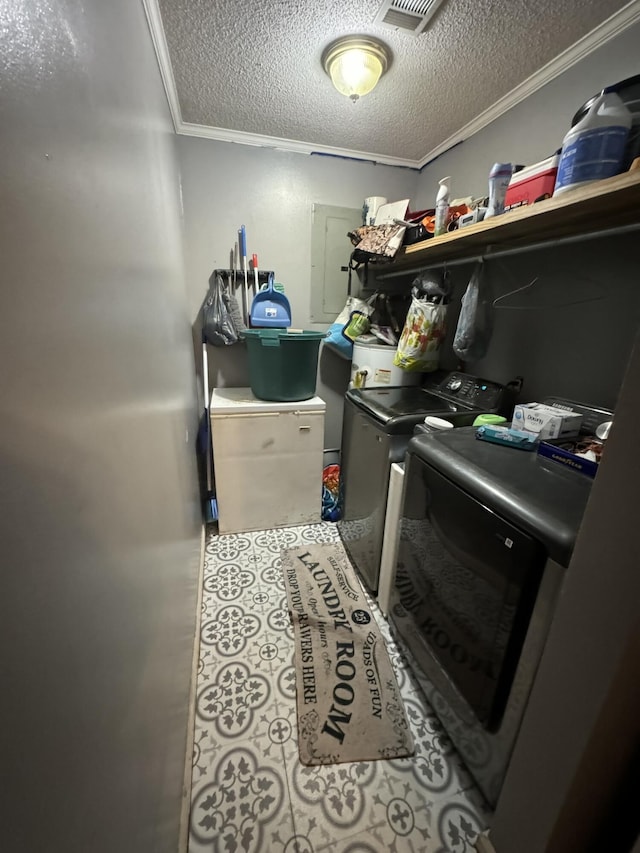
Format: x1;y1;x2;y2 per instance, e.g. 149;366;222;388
423;415;454;430
485;162;513;218
554;88;632;195
434;176;451;236
209;387;325;533
350;339;420;389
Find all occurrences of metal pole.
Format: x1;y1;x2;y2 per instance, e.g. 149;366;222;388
376;221;640;281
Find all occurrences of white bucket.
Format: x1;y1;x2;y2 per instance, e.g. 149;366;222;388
350;339;420;389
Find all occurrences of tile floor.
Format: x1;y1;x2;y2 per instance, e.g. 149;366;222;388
188;523;491;853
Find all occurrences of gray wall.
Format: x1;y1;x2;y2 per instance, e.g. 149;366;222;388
377;233;640;411
406;21;640;411
414;19;640;204
176;136;417;447
0;2;201;851
406;23;640;850
178;15;640;445
489;333;640;853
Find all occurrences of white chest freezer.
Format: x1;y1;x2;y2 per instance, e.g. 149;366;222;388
209;387;326;534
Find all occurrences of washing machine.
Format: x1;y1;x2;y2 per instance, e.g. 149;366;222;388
389;400;611;806
337;372;507;593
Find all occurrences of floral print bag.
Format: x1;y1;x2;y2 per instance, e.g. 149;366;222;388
393;296;447;372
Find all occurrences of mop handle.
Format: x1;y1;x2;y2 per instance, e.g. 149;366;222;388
239;225;247;272
240;225;249;324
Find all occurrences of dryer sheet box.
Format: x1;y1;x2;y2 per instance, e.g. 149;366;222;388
512;402;582;440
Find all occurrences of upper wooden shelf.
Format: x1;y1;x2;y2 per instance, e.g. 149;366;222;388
389;168;640;271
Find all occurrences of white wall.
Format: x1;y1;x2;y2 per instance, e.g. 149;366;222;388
177;136;417;447
0;2;201;850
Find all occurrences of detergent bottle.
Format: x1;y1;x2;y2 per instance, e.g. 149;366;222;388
554;88;632;195
434;177;451;237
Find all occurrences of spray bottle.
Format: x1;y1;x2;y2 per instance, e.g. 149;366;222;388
485;163;513;218
434;177;451;237
554;87;631;195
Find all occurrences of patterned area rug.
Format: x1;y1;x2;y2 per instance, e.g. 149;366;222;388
281;542;414;765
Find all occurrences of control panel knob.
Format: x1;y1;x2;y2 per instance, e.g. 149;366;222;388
449;378;462;392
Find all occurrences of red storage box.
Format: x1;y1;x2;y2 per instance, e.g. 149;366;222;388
505;155;559;211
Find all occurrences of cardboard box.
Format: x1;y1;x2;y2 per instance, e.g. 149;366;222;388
512;403;582;439
537;435;604;478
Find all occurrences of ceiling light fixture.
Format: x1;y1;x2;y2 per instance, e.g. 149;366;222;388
322;36;391;102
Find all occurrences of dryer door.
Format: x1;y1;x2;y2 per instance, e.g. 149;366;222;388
393;454;545;729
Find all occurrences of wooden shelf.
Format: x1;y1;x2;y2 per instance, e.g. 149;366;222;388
389;168;640;272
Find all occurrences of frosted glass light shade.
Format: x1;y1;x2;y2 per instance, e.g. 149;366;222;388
322;37;391;102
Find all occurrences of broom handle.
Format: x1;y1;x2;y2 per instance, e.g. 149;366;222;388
240;225;249;325
252;253;259;295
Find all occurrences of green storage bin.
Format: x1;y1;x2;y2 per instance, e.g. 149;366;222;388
244;329;327;402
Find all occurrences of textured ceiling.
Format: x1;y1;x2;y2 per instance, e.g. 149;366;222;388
155;0;631;164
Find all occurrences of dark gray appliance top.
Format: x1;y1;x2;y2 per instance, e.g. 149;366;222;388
408;427;593;567
346;372;505;434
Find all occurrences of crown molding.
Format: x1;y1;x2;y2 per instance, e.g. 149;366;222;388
176;121;421;169
143;0;640;169
142;0;183;130
417;0;640;169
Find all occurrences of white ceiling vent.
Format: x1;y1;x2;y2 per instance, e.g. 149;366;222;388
374;0;447;35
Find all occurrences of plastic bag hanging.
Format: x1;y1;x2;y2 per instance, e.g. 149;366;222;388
324;296;372;359
210;271;246;338
203;273;239;346
453;261;494;363
323;251;373;359
394;296;447;372
366;292;398;346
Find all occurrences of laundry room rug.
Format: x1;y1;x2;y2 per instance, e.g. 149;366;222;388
281;542;414;765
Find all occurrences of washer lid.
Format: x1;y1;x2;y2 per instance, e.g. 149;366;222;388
346;385;467;432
